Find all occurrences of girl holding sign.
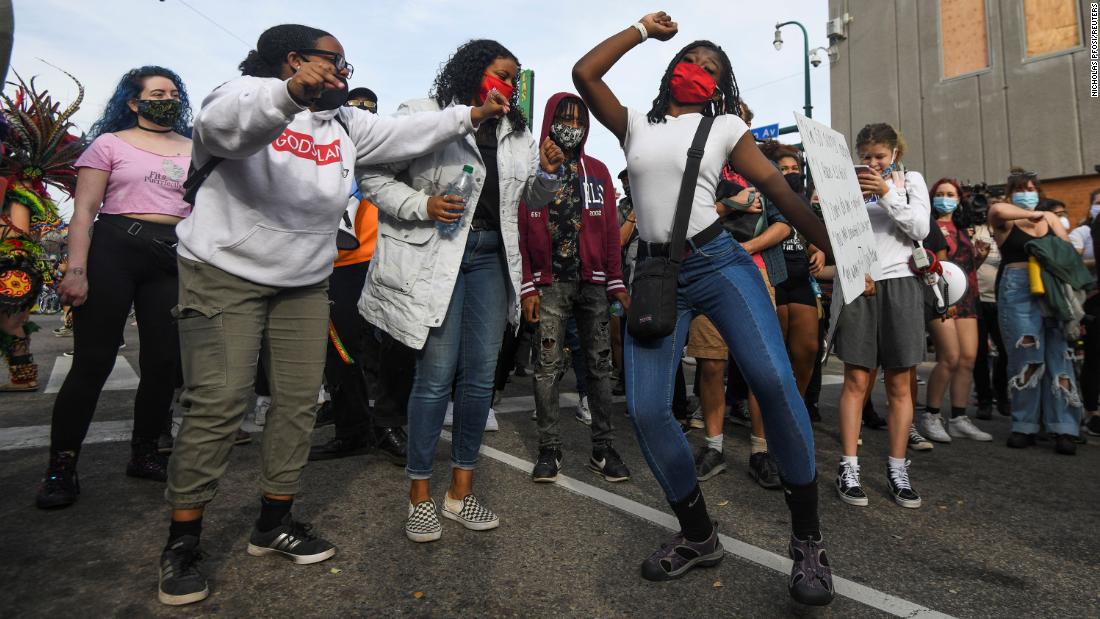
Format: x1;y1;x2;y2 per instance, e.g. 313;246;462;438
573;11;834;605
833;123;931;510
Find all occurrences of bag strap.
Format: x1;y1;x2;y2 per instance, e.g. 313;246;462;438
182;113;353;206
668;116;715;265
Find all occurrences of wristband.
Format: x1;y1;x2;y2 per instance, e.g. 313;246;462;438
537;166;563;181
632;22;648;42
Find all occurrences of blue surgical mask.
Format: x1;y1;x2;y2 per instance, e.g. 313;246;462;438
1091;204;1100;220
1012;191;1039;210
932;196;958;214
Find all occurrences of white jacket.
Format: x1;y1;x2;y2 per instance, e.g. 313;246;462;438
865;170;931;280
176;77;475;287
358;98;559;350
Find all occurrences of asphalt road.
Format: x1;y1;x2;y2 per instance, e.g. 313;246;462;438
2;313;1097;617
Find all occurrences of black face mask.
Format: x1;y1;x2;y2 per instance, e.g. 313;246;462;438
313;78;349;111
784;172;805;195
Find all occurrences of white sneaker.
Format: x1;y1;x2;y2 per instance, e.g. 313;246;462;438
947;416;993;441
575;396;592;426
253;395;271;427
485;408;499;432
443;402;454;427
920;412;952;443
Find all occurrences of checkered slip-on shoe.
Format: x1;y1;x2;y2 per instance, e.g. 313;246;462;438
406;499;442;543
441;493;499;531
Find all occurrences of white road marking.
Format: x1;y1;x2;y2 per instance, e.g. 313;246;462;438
0;417;264;452
441;431;953;619
44;355;140;394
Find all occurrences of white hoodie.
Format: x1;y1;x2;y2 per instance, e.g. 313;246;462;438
176;76;475;287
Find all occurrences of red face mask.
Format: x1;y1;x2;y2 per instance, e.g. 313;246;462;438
669;62;716;105
478;73;515;104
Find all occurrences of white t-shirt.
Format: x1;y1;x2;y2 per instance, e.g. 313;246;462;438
1070;225;1093;260
624;109;748;243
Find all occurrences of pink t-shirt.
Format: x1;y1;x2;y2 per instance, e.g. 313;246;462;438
75;133;192;217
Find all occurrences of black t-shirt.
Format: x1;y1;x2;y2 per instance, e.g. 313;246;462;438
924;213;947;254
473;122;500;230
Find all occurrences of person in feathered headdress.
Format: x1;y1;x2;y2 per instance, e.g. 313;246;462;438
0;68;83;391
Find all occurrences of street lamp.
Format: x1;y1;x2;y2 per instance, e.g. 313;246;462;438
774;20;811;118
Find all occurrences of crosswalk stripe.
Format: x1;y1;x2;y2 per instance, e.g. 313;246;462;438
44;355;141;394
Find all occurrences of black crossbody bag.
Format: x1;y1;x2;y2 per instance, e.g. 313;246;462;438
627;116;715;340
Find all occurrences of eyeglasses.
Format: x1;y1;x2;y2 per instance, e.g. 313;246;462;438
296;49;354;77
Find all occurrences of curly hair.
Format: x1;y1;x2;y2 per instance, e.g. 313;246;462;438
646;40;742;124
855;122;907;160
239;24;332;78
88;66;192;138
431;39;526;132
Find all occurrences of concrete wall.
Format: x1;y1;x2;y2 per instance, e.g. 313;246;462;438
828;0;1098;203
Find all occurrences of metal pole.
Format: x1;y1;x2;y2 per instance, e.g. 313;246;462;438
777;20;812;118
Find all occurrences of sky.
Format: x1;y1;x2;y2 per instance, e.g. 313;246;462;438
11;0;832;216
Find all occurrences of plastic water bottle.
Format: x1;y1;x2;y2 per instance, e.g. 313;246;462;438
609;300;624;317
436;164;476;237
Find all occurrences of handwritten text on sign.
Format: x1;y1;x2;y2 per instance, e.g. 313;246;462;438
793;113;881;304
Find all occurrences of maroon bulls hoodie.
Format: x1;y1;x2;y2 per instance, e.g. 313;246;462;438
518;92;625;300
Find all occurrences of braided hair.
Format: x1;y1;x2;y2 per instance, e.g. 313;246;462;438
431;39;527;133
646;40;742;124
239;24;332;78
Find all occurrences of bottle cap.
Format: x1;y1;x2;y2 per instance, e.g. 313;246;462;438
463;165;474;173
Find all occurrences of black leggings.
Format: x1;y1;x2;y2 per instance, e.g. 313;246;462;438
50;216;179;452
973;301;1008;410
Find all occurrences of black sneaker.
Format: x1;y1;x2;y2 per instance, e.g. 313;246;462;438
158;535;208;606
862;402;887;429
36;450;80;509
127;443;168;482
748;452;782;490
640;521;724;581
1054;434;1077;455
835;461;868;507
1084;415;1100;437
532;448;562;482
694;447;726;481
247;514;336;564
886;461;921;508
234;428;252;446
308;435;371;462
374;427;407;466
787;535;835;606
727;400;750;427
589;445;630;482
157;428;175;455
975;402;993;420
1006;432;1036;449
314;401;334;427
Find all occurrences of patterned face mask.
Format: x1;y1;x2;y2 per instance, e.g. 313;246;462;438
551;122;584;150
135;98;182;127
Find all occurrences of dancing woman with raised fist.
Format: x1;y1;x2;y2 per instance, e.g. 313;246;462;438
155;24;509;606
573;11;835;605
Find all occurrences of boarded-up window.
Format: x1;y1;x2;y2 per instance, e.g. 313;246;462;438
940;0;989;78
1024;0;1081;57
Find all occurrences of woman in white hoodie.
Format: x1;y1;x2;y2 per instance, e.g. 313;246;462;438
156;24;507;607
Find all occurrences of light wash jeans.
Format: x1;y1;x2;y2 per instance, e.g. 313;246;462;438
405;231;509;479
997;267;1082;436
625;233;816;503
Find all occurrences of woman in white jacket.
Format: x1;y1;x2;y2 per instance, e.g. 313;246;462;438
359;39;563;543
156;24;507;607
833;123;931;511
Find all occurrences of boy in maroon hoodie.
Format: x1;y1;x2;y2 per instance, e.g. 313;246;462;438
519;93;631;483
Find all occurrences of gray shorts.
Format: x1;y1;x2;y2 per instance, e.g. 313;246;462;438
834;276;926;370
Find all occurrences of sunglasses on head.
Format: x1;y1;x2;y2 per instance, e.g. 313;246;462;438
1008;170;1038;180
296;49;354;77
346;101;377;112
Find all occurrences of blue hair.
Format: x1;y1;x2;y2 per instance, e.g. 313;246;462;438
88;66;193;137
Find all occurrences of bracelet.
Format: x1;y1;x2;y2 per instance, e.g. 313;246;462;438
632;22;648;42
536;167;561;181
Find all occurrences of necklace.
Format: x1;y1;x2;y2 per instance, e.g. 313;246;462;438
137;124;172;133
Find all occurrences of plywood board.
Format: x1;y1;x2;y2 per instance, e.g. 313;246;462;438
941;0;989;77
1024;0;1080;57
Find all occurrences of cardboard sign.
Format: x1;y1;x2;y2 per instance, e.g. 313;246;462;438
793;112;881;304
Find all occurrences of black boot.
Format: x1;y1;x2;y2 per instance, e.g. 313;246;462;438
374;427;407;466
127;441;169;482
36;450;80;509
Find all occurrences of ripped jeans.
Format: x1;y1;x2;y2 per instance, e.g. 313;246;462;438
997;267;1082;436
533;282;614;449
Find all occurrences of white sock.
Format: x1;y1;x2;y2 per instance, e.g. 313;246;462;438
705;434;723;453
888;456;907;470
750;435;768;454
841;455;858;467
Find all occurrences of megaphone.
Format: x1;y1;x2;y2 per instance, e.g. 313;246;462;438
939;261;969;307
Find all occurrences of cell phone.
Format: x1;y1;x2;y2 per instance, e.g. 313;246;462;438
854;165;873;176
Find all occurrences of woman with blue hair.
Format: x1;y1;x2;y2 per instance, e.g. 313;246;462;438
36;66;195;510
